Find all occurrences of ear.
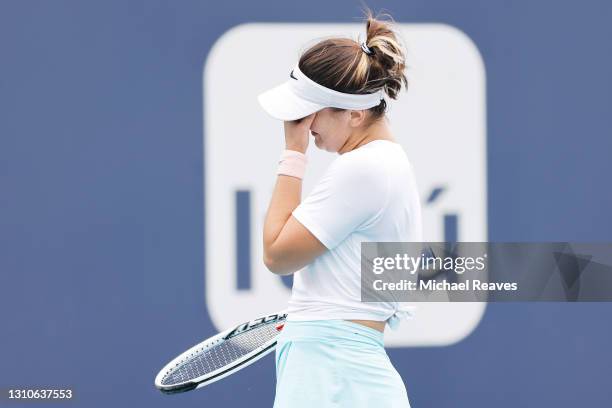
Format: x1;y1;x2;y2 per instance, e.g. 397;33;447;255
348;110;368;127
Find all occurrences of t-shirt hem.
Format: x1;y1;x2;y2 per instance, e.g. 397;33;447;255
286;310;393;323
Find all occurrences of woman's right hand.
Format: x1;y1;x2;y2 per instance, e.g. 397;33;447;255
283;113;316;153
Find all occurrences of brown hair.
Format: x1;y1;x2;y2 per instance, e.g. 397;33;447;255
298;6;408;125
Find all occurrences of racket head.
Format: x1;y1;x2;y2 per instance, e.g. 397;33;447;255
155;311;287;394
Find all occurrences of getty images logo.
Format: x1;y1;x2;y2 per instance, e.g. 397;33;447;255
203;22;487;347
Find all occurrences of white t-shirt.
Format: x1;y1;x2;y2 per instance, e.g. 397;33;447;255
289;139;423;328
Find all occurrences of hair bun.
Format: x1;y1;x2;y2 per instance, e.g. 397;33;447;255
296;7;408;123
362;8;408;100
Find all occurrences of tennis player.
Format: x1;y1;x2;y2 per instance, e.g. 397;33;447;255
258;9;422;408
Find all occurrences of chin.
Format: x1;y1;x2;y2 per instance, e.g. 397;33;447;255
318;143;333;152
315;138;336;153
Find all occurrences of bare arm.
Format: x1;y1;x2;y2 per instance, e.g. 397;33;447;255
263;114;327;275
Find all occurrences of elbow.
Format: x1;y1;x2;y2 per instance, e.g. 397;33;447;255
263;254;287;275
263;249;294;276
263;255;280;274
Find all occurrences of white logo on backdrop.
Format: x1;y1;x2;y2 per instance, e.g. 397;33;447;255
203;23;487;346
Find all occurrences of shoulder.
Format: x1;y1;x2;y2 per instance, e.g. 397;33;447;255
329;146;388;183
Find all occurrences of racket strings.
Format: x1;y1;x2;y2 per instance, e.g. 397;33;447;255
160;321;280;386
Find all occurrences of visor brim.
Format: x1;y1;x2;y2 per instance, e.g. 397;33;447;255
257;81;326;121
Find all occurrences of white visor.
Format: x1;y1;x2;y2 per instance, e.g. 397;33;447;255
257;62;385;121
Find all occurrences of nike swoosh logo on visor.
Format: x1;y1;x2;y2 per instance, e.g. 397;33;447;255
290;70;297;80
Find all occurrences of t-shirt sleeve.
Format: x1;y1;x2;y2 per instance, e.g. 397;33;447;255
292;154;390;249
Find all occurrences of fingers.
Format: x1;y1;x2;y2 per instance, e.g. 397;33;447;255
304;112;316;123
294;112;316;124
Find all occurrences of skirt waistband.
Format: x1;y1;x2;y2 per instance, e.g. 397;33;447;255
278;319;384;348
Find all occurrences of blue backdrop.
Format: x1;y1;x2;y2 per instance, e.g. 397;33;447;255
1;1;611;407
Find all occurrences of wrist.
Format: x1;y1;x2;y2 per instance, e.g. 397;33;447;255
277;149;307;179
285;143;307;154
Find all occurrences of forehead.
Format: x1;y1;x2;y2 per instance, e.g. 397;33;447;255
312;109;343;126
315;107;343;118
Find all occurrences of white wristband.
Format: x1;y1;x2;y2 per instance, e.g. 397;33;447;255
277;149;307;179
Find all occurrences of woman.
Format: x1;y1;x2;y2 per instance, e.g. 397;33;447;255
257;9;422;408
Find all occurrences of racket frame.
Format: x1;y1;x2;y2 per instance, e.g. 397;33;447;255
155;311;287;394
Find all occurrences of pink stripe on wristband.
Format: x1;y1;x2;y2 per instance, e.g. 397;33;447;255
277;149;307;179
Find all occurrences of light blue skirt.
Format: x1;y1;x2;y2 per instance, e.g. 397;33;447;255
273;319;411;408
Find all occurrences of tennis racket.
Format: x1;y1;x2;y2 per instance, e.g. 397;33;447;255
154;311;287;394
